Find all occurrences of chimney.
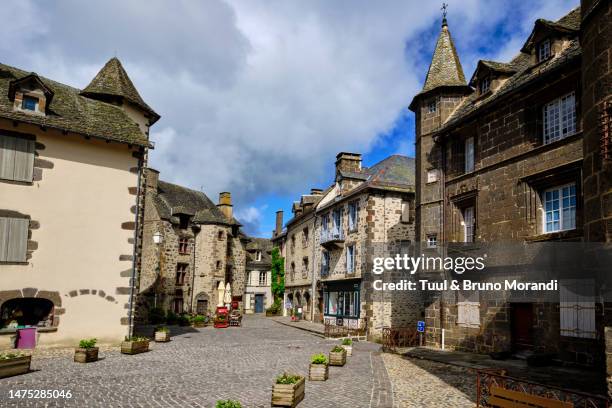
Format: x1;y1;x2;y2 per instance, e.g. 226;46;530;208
310;188;323;196
275;210;283;236
217;192;233;221
335;152;362;176
145;168;159;191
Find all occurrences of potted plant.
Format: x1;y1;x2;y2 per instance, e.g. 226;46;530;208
271;372;305;407
308;353;328;381
340;338;353;356
192;314;207;328
121;336;150;355
154;327;170;342
0;351;31;378
74;338;98;363
329;345;347;366
216;400;242;408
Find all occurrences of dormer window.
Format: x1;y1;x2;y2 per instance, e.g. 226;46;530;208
427;100;437;113
21;96;39;111
538;39;551;62
479;77;490;95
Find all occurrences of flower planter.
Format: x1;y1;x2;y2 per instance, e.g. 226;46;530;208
121;340;149;355
271;376;305;407
0;355;31;378
74;347;99;363
154;331;170;342
308;363;328;381
341;344;352;357
329;348;347;366
192;322;207;328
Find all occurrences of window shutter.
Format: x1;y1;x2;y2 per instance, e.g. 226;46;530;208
0;217;9;261
13;138;34;182
0;135;16;180
560;279;596;339
401;201;410;222
6;217;28;262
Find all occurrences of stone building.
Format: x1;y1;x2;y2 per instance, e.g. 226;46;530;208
138;169;248;318
282;189;324;320
410;4;611;368
244;238;273;314
0;57;158;345
313;153;417;339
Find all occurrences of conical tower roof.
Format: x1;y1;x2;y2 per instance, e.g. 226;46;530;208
421;20;467;93
81;57;159;123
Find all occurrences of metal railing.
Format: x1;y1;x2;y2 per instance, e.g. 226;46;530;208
381;327;419;352
324;318;367;339
320;229;344;244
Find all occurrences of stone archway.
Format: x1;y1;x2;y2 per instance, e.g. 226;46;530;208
194;292;210;315
0;288;62;328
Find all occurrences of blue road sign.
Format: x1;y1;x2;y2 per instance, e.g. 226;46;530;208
417;321;425;333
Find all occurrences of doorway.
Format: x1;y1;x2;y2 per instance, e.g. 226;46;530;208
511;303;534;351
196;299;208;315
254;294;264;313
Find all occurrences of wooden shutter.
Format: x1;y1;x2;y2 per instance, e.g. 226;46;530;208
7;218;28;262
0;135;16;180
0;217;9;261
13;138;34;182
560;279;596;339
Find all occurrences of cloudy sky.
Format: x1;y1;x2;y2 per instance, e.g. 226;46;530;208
1;0;577;236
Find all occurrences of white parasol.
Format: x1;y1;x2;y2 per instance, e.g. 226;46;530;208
224;282;232;304
217;281;225;307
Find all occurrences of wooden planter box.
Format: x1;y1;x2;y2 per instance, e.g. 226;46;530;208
329;349;347;366
74;347;99;363
271;376;305;407
121;340;149;355
0;355;31;378
341;345;352;357
154;331;170;342
308;363;328;381
192;322;207;328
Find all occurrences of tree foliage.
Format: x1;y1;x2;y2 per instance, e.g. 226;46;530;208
270;246;285;302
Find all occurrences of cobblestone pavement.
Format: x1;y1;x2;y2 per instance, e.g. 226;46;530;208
0;316;390;408
382;353;476;408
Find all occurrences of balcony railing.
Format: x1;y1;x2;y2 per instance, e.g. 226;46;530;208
320;229;344;245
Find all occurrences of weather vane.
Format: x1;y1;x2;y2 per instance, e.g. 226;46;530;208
441;3;448;19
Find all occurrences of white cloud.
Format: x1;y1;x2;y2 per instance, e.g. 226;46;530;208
0;0;579;236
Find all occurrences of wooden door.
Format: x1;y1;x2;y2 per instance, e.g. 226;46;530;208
511;303;533;351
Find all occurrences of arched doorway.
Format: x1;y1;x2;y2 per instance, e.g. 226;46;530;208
303;291;311;319
194;292;209;315
1;298;55;328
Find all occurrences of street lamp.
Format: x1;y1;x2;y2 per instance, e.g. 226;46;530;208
153;232;163;244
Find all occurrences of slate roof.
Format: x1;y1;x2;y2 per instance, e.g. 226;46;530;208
154;180;237;226
521;7;580;52
438;7;582;134
246;238;273;265
364;155;416;191
420;21;467;94
0;62;150;146
81;57;159;124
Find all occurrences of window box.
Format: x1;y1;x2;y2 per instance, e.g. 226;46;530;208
121;339;150;355
271;375;305;407
328;347;347;366
0;353;31;378
308;362;328;381
74;347;98;363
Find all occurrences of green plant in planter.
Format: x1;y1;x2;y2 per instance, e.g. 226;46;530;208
192;315;206;324
310;353;327;364
124;336;149;342
341;338;353;346
156;327;169;333
166;310;178;325
331;346;344;353
276;373;301;384
0;352;25;360
78;338;97;349
216;400;242;408
177;314;190;326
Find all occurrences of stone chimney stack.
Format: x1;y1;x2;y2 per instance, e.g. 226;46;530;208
145;168;159;192
217;192;233;221
310;188;323;195
335;152;362;177
275;210;284;236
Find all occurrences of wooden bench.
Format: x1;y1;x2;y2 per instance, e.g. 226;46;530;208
487;385;574;408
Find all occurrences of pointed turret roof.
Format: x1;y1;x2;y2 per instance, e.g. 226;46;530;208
81;57;160;124
421;19;466;93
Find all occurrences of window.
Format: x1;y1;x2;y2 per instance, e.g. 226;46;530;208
290;262;295;281
0;298;54;327
348;202;358;230
217;230;224;240
457;290;480;327
178;238;190;254
479;77;490;94
427;100;437;113
0;135;35;182
543;92;576;144
175;263;188;285
0;216;28;263
256;250;262;261
465;137;475;173
290;234;296;252
302;227;309;246
302;257;309;277
427;234;437;249
346;244;355;274
560;279;596;339
173;297;183;314
259;271;267;286
401;201;411;223
463;206;475;243
543;184;576;233
324;289;360;318
21;96;38;111
178;215;189;229
427;169;439;183
216;260;222;269
321;251;330;277
538;39;551;62
398;240;410;255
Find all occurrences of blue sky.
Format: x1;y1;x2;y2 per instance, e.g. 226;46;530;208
1;0;578;237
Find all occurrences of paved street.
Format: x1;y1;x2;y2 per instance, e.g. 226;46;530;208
0;316;391;408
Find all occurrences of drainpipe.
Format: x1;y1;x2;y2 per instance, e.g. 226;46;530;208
310;213;317;321
190;229;197;313
127;149;144;338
